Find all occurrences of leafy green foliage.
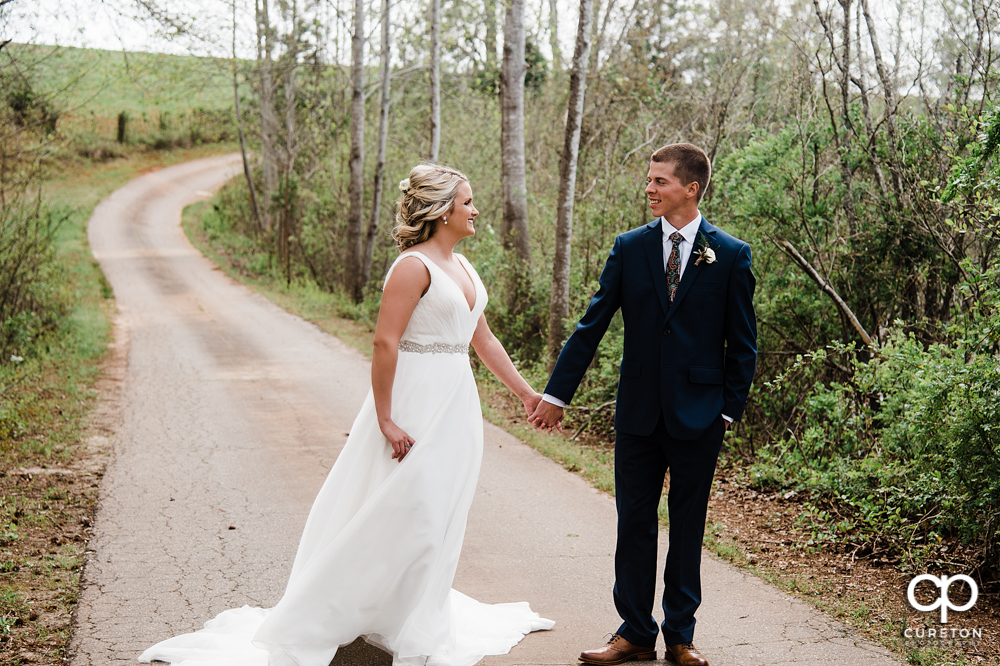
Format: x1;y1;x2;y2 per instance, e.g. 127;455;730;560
942;102;1000;240
0;204;70;363
751;266;1000;576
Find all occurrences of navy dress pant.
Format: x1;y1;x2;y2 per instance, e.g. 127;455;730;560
612;412;725;647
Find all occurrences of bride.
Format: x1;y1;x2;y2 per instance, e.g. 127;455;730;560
139;164;554;666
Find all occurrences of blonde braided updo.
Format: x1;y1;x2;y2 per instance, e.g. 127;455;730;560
392;164;469;251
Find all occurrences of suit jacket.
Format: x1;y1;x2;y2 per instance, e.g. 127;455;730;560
545;216;758;440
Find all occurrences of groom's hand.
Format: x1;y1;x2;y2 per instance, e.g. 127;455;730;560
529;401;564;431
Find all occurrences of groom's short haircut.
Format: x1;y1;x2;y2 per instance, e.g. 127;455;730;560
650;143;711;202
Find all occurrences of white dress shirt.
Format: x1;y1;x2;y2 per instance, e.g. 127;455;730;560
543;212;731;423
662;212;702;275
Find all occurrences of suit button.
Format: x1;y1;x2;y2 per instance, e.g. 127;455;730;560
663;328;672;336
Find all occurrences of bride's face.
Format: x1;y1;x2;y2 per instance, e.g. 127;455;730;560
445;181;478;238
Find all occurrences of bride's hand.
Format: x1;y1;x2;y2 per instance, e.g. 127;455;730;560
381;420;415;462
521;391;543;417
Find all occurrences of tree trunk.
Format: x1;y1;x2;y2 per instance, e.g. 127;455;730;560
233;0;262;232
812;0;859;236
591;0;615;71
363;0;392;288
860;0;904;200
500;0;531;275
234;80;262;233
345;0;366;302
548;0;562;71
547;0;594;366
279;0;299;287
485;0;497;70
255;0;279;232
117;112;127;143
428;0;441;162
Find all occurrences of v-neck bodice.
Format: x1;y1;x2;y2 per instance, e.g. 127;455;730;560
383;251;488;348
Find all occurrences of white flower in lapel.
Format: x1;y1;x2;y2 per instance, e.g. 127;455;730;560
693;234;717;266
695;248;716;265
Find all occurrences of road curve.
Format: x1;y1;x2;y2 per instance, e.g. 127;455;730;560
72;154;900;666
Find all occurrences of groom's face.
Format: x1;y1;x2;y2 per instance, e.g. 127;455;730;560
645;161;697;219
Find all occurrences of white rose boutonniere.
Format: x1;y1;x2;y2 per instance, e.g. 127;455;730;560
693;235;717;266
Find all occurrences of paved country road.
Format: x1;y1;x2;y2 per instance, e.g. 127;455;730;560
72;154;902;666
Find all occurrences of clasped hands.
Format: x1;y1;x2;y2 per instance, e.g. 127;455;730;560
527;398;563;432
519;391;563;432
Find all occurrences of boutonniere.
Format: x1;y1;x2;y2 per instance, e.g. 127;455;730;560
693;234;717;266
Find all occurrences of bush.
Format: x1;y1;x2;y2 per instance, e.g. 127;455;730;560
751;268;1000;578
0;202;69;362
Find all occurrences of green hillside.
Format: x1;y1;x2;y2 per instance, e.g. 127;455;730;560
7;43;235;118
3;43;243;158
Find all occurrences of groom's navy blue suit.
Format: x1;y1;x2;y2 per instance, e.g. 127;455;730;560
545;215;757;646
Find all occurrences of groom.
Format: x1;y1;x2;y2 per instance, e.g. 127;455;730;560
530;143;757;666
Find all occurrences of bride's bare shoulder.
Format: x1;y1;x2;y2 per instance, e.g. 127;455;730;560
385;253;431;295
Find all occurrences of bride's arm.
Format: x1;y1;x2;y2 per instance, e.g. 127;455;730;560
470;314;542;416
372;257;430;461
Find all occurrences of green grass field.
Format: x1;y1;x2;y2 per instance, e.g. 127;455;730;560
9;43;236;117
6;43;246;150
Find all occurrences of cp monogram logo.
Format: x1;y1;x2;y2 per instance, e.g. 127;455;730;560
907;574;979;623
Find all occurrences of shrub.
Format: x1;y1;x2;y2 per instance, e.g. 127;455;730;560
0;202;69;362
751;268;1000;578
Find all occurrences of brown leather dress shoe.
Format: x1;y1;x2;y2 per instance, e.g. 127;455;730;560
578;633;657;665
665;642;709;666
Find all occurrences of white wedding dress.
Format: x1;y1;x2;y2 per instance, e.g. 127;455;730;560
139;252;553;666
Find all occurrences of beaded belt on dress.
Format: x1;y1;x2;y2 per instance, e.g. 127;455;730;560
398;340;468;355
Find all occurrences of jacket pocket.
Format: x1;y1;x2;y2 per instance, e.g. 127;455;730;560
619;360;641;377
689;366;723;384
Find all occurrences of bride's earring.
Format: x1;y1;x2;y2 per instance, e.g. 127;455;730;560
442;216;448;225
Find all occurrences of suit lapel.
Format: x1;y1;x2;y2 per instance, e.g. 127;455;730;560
643;219;671;316
664;218;718;323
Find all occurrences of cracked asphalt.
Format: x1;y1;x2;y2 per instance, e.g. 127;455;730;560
72;154;903;666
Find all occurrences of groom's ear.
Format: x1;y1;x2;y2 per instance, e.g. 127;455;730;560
687;181;700;199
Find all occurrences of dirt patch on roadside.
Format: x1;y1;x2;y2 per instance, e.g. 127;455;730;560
0;314;127;665
706;467;1000;665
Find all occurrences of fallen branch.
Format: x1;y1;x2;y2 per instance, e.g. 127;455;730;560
773;237;874;348
568;399;615;440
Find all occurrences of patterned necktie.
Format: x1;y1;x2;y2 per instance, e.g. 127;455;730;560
666;231;684;303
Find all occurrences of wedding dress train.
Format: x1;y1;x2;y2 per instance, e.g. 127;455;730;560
139;251;553;666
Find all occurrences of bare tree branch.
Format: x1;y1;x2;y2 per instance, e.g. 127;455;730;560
549;0;595;364
860;0;904;198
759;318;852;375
774;237;874;347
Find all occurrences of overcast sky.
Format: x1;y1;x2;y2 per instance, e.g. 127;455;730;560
4;0;926;79
6;0;554;57
8;0;264;57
